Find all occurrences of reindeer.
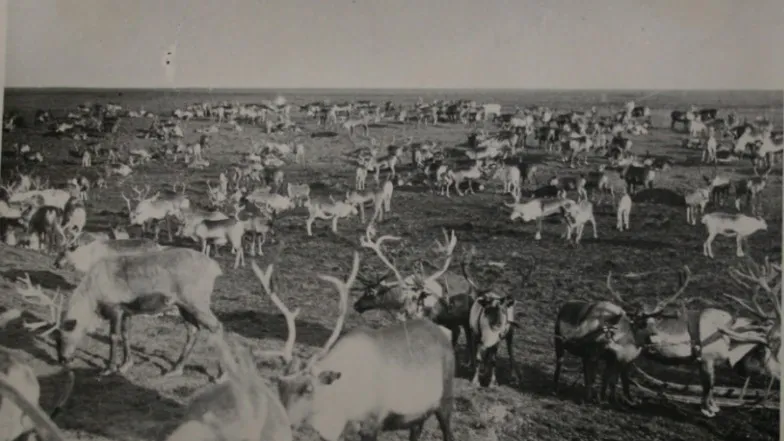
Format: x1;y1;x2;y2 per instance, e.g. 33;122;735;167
303;197;358;236
61;197;86;239
553;267;691;405
193;217;249;269
22;248;226;378
616;192;632;231
19;205;66;254
446;160;491;197
252;251;456;441
121;183;190;242
620;164;655;194
462;250;530;387
607;262;780;417
684;187;711;226
492;164;522;199
344;180;394;223
733;166;771;215
505;196;574;241
560;200;598;244
701;212;768;259
286;182;311;207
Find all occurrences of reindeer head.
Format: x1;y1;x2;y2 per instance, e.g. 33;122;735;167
605;266;692;344
358;229;457;320
248;252;360;427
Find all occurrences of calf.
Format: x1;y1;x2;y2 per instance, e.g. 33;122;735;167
684;187;711;225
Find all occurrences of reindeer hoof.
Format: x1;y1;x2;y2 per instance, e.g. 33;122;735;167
118;361;134;374
99;367;118;376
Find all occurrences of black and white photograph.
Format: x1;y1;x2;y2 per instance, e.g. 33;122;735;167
0;1;781;440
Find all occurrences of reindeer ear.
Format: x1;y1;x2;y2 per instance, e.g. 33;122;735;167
317;370;341;385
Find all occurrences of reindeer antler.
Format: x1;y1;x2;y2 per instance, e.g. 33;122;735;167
15;273;63;337
725;256;781;320
359;230;408;288
644;266;692;316
250;262;301;363
306;252;360;370
416;229;457;291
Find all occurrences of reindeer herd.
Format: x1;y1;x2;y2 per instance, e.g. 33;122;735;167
0;95;781;441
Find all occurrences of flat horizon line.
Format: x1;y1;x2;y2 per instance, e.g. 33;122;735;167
4;86;782;93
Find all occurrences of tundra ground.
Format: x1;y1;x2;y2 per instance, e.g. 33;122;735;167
0;89;781;441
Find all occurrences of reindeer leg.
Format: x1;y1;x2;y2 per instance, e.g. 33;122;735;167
535;218;543;241
582;356;598;403
703;233;715;258
735;235;745;257
331;216;339;234
505;329;519;384
306;216;315;236
165;312;199;377
166;216;173;242
118;314;134;374
698;361;718;417
100;309;124;376
359;204;365;223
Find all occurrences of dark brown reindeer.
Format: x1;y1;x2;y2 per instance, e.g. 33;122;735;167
251;250;456;441
554;266;691;405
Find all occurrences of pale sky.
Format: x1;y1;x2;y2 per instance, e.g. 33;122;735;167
4;0;783;89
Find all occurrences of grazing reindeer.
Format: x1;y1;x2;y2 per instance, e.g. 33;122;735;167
54;237;163;272
492;164;522;199
684;187;711;225
446;160;490;197
344;180;393;223
0;347;74;441
253;252;457;441
560;200;598;244
616;192;632;231
701;212;768;258
23;248;226;378
303;197;358;236
505;196;574;240
463;251;529;387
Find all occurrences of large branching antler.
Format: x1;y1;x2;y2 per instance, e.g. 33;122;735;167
724;255;781;320
415;229;457;293
644;266;691;316
15;273;63;337
305;252;360;371
359;229;408;288
605;266;691;316
250;262;301;364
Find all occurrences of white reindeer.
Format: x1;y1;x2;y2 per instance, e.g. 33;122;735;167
701;212;768;258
